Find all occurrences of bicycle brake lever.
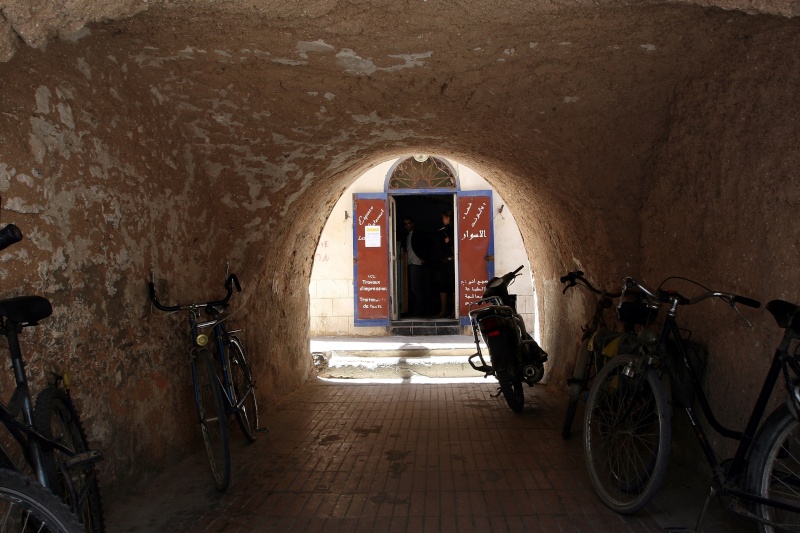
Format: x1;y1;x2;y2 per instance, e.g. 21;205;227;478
730;301;754;328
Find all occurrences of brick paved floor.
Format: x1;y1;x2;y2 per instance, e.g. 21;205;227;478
106;379;754;532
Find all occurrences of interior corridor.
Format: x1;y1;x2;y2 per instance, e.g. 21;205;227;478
106;380;752;532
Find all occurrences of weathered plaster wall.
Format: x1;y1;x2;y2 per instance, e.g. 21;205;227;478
0;44;204;488
0;0;798;64
640;18;800;454
0;0;796;499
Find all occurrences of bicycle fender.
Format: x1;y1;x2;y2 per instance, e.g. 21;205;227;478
746;404;792;464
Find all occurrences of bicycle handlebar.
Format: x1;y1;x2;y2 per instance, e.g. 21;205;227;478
560;270;622;298
149;272;242;313
560;270;584;284
623;277;761;309
0;224;22;252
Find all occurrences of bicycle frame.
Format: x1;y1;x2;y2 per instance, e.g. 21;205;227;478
197;308;253;415
644;300;800;516
0;319;100;512
158;273;253;423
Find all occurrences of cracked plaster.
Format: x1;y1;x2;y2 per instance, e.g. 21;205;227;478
0;0;795;500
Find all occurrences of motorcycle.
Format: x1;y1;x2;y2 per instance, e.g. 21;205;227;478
467;265;548;412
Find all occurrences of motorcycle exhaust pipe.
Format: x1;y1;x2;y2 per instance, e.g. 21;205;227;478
523;364;544;384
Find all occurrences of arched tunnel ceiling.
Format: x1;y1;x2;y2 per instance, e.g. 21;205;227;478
1;0;796;305
0;0;797;493
1;0;797;338
0;0;798;62
3;0;796;273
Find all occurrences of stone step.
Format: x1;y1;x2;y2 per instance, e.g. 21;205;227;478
318;354;484;379
389;318;464;337
311;335;490;380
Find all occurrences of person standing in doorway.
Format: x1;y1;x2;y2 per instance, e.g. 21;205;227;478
435;210;455;318
403;218;427;316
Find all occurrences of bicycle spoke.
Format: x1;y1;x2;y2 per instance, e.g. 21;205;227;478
585;355;670;514
770;442;800;497
766;435;800;527
194;348;231;491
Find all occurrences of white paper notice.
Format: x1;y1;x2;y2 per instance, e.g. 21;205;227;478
365;225;381;247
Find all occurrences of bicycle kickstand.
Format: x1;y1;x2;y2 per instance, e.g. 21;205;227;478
663;487;712;533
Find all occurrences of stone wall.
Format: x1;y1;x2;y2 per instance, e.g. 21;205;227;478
640;18;800;455
0;0;795;498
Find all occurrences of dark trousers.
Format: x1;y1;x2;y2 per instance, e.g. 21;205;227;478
408;263;424;315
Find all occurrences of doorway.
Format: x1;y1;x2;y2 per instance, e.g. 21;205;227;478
391;193;455;321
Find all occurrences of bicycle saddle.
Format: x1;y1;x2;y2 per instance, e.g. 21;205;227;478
0;296;52;324
766;300;800;330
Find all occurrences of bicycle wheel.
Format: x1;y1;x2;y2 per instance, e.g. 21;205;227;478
583;354;671;514
496;369;524;412
228;337;259;442
0;468;83;533
563;338;592;439
746;405;800;532
192;348;231;492
33;387;104;532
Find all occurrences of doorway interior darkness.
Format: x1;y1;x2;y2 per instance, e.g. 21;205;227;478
393;193;455;320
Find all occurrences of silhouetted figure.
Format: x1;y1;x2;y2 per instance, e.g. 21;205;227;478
435;210;455;318
403;217;428;316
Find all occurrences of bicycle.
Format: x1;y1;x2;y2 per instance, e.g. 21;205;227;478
0;224;104;531
148;268;262;492
0;467;83;532
582;275;800;532
559;271;640;439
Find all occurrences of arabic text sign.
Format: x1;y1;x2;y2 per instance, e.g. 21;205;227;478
355;197;389;320
458;195;492;317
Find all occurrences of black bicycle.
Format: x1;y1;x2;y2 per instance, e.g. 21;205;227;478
584;275;800;532
0;224;104;531
559;271;640;439
0;467;83;532
148;269;261;492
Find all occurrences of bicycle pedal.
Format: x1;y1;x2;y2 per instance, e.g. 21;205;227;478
64;450;102;469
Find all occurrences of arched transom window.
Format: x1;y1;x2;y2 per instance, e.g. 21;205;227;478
388;155;457;190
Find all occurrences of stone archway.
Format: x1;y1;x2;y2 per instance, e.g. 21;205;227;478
309;156;540;340
0;0;795;496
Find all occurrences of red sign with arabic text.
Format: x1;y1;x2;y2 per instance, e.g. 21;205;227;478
354;196;389;321
458;194;493;318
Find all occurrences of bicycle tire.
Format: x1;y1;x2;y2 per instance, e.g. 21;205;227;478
228;337;259;442
563;339;593;439
193;348;231;492
33;387;105;532
496;369;524;412
746;405;800;533
0;468;84;533
583;354;671;514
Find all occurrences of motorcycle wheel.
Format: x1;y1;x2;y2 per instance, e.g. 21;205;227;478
496;369;524;412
